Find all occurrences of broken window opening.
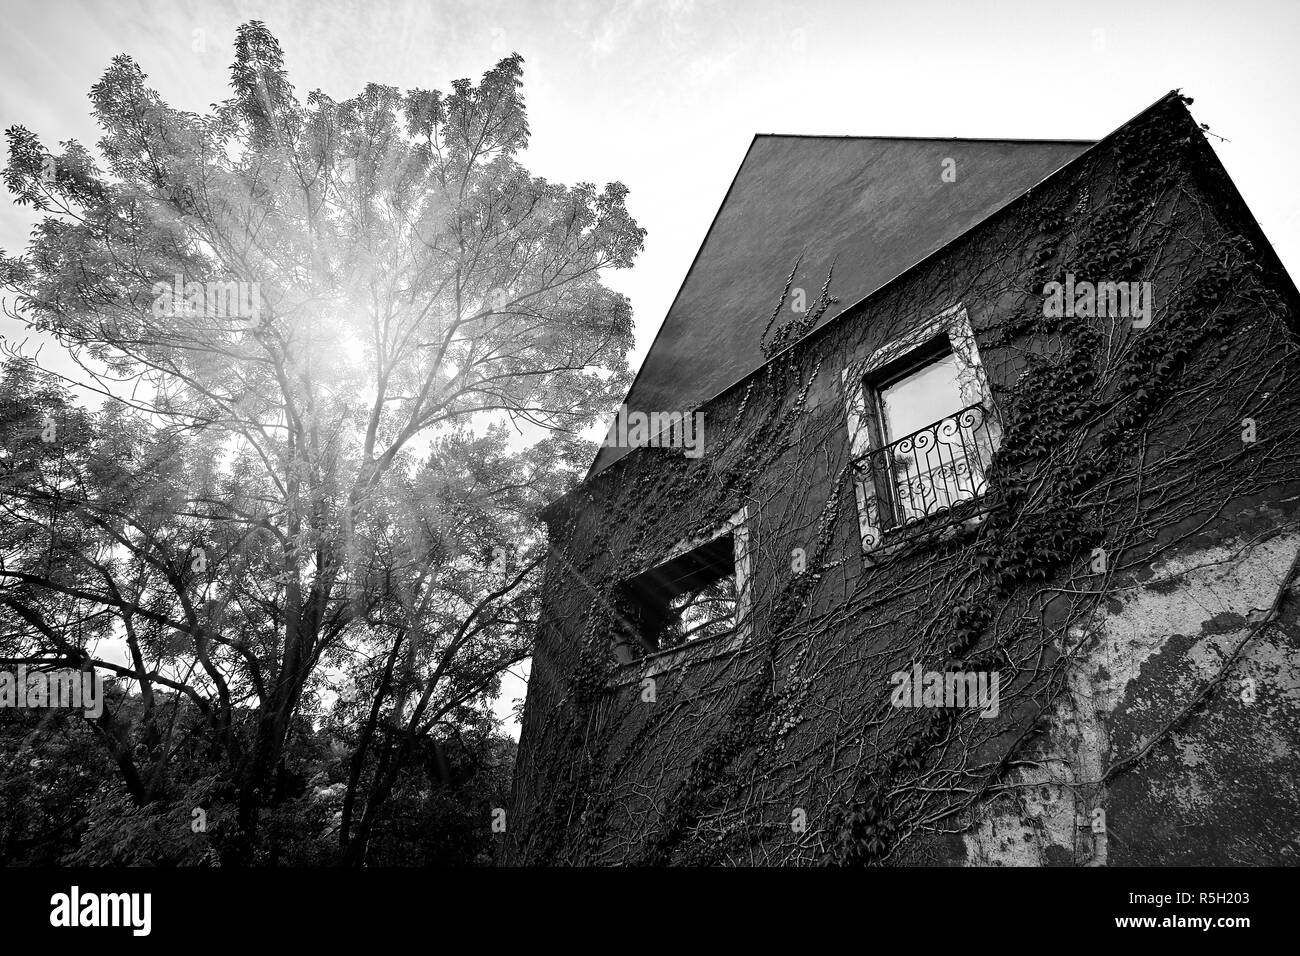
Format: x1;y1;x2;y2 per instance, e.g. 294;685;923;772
617;532;740;661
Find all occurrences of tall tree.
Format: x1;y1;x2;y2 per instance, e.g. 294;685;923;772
0;21;642;863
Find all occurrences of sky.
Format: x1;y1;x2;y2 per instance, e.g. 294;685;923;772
2;0;1299;734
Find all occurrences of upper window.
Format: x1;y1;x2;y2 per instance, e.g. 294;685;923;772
865;343;992;530
879;348;966;444
843;305;1000;550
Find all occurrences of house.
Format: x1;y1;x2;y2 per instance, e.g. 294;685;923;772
507;92;1300;865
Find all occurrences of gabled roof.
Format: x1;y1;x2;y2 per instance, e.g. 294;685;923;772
590;133;1092;474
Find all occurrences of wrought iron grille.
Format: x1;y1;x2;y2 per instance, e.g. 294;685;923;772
855;403;998;536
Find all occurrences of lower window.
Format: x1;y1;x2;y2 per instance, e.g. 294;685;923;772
613;509;751;665
620;533;738;659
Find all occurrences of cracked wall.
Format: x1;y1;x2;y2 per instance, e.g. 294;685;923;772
964;502;1300;865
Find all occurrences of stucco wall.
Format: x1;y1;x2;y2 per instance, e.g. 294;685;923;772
964;499;1300;865
508;95;1300;866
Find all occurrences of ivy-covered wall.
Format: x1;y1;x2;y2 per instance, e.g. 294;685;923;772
507;94;1300;865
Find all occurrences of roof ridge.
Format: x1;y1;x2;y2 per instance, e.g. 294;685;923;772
752;134;1098;144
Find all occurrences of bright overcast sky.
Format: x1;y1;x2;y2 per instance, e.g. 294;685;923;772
4;0;1299;370
3;0;1299;733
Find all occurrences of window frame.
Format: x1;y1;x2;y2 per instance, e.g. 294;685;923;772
841;304;1000;556
612;506;753;678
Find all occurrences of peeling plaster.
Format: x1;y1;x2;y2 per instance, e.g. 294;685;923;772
964;525;1300;865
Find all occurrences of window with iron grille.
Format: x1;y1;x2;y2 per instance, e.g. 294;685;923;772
843;305;1000;551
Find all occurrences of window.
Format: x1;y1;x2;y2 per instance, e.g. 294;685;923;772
620;534;737;659
880;347;966;443
613;509;752;666
866;343;993;528
843;305;1000;551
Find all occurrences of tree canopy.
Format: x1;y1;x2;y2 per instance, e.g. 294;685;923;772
0;20;642;864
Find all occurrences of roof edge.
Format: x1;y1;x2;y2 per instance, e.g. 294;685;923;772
585;93;1178;485
583;133;762;479
751;133;1098;144
552;89;1261;520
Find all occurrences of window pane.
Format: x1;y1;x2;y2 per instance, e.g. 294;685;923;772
662;574;737;650
877;351;988;525
620;533;739;659
880;350;964;441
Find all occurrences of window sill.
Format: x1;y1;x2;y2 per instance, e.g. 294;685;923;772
863;499;999;565
609;624;752;688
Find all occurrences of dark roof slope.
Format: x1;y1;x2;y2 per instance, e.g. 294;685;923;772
590;133;1092;474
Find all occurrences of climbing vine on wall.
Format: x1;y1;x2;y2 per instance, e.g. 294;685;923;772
508;94;1300;866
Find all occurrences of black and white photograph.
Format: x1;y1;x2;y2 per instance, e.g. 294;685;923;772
0;0;1295;937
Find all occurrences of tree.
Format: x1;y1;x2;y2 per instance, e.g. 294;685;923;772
0;20;642;864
